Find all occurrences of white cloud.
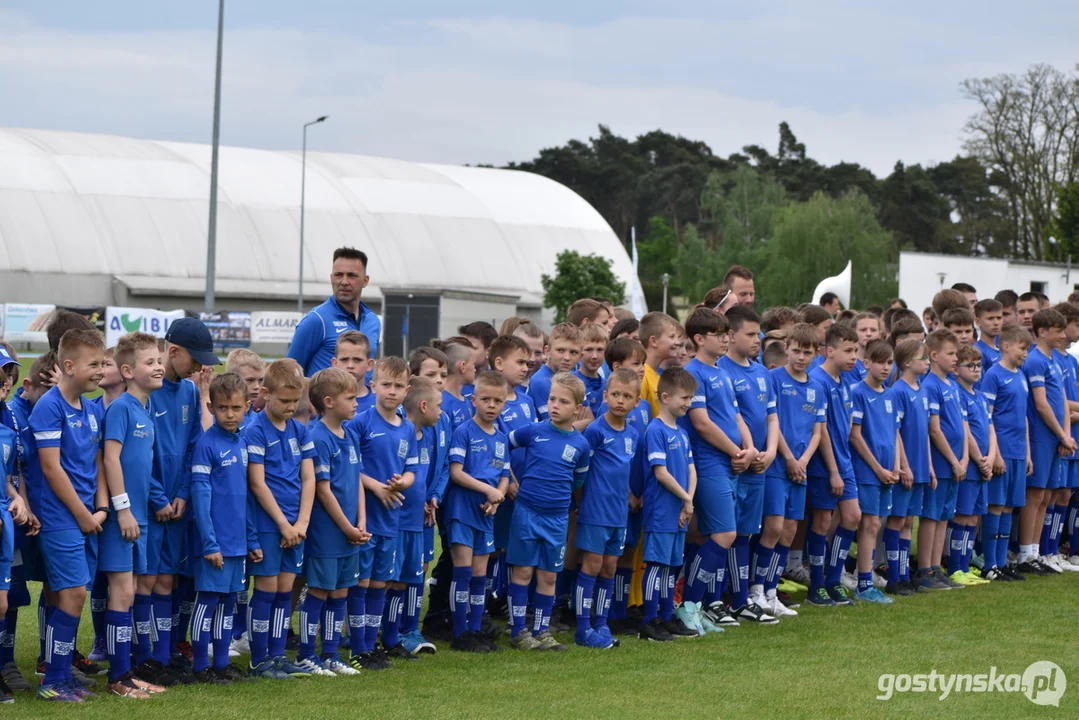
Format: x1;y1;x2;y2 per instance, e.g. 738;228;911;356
1;8;1075;178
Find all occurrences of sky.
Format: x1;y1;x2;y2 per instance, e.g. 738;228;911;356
1;1;1076;177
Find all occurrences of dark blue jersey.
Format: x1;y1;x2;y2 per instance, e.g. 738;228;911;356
243;411;316;534
498;387;537;483
508;421;590;516
767;367;826;479
578;417;638;528
191;422;252;557
29;387;103;532
149;376;203;509
400;426;433;533
347;408;419;537
426;413;452;505
0;425;15;511
643;419;693;533
103;392;156;525
307;420;363;559
446;420;510;532
572;370;605;418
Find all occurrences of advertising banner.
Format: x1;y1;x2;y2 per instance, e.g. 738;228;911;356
2;304;56;343
105;306;185;346
196;311;252;348
250;311;303;344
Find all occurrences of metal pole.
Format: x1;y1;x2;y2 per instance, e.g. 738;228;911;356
298;125;308;312
204;0;225;312
661;272;670;314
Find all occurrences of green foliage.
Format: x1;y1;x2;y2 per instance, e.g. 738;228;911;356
541;250;626;322
1052;181;1079;261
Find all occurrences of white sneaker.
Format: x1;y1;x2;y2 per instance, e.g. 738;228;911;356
765;591;798;617
1054;554;1079;572
1068;554;1079;568
841;570;858;591
786;565;811;586
295;657;336;677
872;571;887;589
1040;555;1064;573
322;656;361;676
230;633;250;655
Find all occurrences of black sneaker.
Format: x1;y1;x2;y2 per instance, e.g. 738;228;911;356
547;607;572;634
1017;560;1050;576
703;602;740;627
1001;565;1026;581
421;616;454;643
904;579;928;594
383;643;418;662
479;615;504;642
827;584;854;606
133;659;180;688
983;567;1011;582
369;648;394;670
478;631;503;652
732;602;780;624
351;652;386;671
217;663;256;683
165;659;197;685
663;617;700;637
884;581;914;596
486;594;508;620
194;668;231;685
637;618;674;642
606;618;632;636
71;651;106;677
450;631;491;653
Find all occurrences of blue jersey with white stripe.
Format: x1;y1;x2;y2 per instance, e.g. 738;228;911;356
446;420;510;532
526;365;554;421
981;364;1028;460
508;421;590;516
679;358;740;476
1023;347;1065;445
958;385;993;480
103;392;156;525
498;387;537;482
149;376;203;509
808;366;854;480
0;425;15;511
767;367;826;479
243;411;316;533
892;378;931;484
307;420;363;559
719;355;776;450
191;423;251;557
923;372;967;479
441;390;473;433
643;419;693;533
849;382;899;486
578;416;638;528
347;408;418;537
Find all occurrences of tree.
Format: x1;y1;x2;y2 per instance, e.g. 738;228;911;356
1052;181;1079;261
541;250;627;322
758;191;897;308
877;161;951;253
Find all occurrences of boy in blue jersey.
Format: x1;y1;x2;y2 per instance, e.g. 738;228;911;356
505;373;590;651
101;333;169;697
801;305;834;372
244;359;317;679
294;369;367;677
843;313;881;386
806;323;861;606
528;323;581;422
573;324;608;421
848;340;900;604
0;404;31;702
574;368;641;649
920;329;969;590
676;308;749;633
30;329;109;702
597;338;652;431
640;368;697;642
942;308;976;349
332;331;375;415
139;318;218;685
387;376;442;658
1017;309;1075;574
190;373;260;685
457;321;499;400
345;357;417;671
446;371;510;652
952;346;994;585
884;340;932;595
754;324;825;617
226;349;265;432
718;305;779;623
974;299;1004;376
1051;304;1079;571
980;325;1032;581
435;338;477;432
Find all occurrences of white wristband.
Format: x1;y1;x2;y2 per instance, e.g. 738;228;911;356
111;493;131;511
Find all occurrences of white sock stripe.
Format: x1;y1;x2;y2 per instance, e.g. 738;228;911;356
191;605;204;642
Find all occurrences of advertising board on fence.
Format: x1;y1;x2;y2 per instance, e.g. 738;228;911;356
197;311;252;348
250;311;303;344
105;306;186;346
2;304;56;343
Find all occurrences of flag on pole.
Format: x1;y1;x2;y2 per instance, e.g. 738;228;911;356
629;226;646;318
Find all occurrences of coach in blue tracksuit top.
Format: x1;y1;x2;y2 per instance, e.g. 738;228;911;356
288;247;383;376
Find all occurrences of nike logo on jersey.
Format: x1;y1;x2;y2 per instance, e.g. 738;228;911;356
603;437;614;444
66;413;76;419
332;449;341;458
535;438;549;442
369;432;385;438
136;423;147;429
336;327;348;334
708;376;718;383
219;450;231;458
268;440;281;447
156;411;168;417
868;398;877;403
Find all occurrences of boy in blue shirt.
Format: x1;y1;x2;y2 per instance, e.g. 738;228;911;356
1051;303;1079;572
953;346;995;585
980;324;1032;581
331;331;375;415
754;324;825;617
719;306;779;623
677;308;749;633
505;373;590;651
30;329;109;702
974;299;1004;376
190;373;260;684
245;359;317;679
435;338;477;432
528;323;581;422
446;371;510;652
806;323;861;606
1017;308;1075;573
920;329;969;590
345;357;417;671
573;324;608;421
294;369;367;677
574;368;641;649
641;368;697;642
0;410;31;702
848;340;900;604
101;333;169;697
142;318;218;683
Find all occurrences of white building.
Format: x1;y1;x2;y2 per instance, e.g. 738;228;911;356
0;127;639;355
898;251;1079;313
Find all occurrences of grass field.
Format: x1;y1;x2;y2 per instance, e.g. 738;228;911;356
3;572;1075;719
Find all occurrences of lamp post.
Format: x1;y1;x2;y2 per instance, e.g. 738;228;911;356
298;115;329;312
204;0;225;312
661;272;670;314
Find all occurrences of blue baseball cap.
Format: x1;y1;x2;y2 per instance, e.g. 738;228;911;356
164;317;221;366
0;347;19;368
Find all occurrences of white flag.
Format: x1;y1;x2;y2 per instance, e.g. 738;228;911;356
629;227;646;318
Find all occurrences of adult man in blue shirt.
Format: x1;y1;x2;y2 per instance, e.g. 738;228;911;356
288;247;383;376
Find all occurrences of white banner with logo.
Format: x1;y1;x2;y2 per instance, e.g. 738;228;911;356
2;304;56;342
106;306;186;346
250;311;304;344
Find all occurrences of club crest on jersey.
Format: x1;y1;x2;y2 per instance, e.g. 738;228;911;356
806;388;816;403
561;445;577;463
495;442;505;459
439;430;446;447
420;448;430;465
625;438;634;455
885;399;893;413
182;405;189;424
923;397;929;411
241;449;249;466
88;414;98;432
1;443;8;464
523;405;532;419
398;439;409;458
757;377;767;392
349;446;358;464
287;438;299;456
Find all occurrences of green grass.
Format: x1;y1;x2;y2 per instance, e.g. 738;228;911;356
4;574;1077;719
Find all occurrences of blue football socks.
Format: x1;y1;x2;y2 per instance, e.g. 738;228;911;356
44;608;78;686
533;592;555;634
151;592;174;665
594;577;614;629
268;591;292;659
90;573;107;646
192;592;220;673
381;588;404;650
507;582;529;637
467;577;487;633
807;530;827;589
247;589;273;665
642;562;662;622
213;593;234;670
364;587;386;652
322;597;345;658
684;538;722;604
347;586;367;655
574;572;596;634
825;527;855;587
883;528;901;583
297;592;325;661
450;567;471;639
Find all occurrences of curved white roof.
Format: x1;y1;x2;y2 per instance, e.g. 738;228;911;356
0;127;635;306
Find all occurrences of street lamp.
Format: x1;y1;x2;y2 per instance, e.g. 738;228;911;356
204;0;225;312
298;115;329;312
661;272;671;314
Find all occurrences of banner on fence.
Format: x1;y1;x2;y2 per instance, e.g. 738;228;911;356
58;305;107;333
250;311;303;344
105;306;185;346
2;304;56;343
